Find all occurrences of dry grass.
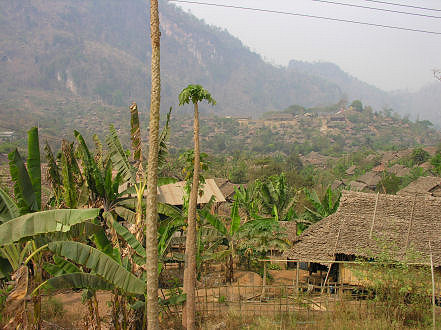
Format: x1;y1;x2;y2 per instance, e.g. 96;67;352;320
200;299;439;330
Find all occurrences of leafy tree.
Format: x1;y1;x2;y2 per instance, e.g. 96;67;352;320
350;99;363;112
430;152;441;175
178;84;215;329
237;215;289;299
410;147;430;166
376;173;401;194
202;200;242;283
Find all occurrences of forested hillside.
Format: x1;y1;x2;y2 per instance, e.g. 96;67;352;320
0;0;439;142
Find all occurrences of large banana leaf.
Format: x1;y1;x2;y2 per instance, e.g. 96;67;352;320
44;142;62;194
230;201;241;236
27;127;41;210
129;102;142;164
109;219;145;258
43;255;81;276
114;206;137;224
106;125;136;185
0;187;20;224
35;273;114;294
61;149;77;208
48;241;144;295
8;149;38;213
158;107;172;169
201;209;227;236
74;130;105;198
0;208;100;245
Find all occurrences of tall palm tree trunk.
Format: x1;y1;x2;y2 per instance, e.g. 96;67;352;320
183;102;200;330
145;0;161;329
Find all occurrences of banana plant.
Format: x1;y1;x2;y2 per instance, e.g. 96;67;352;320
201;200;243;283
233;184;258;222
303;185;341;223
7;127;41;214
255;173;298;221
0;207;100;328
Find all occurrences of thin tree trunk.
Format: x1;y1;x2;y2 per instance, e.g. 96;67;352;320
261;261;267;301
145;0;161;329
182;102;200;330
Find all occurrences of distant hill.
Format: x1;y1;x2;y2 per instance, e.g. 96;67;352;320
0;0;439;143
287;60;393;111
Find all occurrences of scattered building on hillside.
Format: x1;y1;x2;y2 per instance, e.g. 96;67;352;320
283;191;441;285
347;180;368;192
331;179;346;191
372;164;385;172
397;176;441;198
355;171;382;190
345;165;357;176
387;164;410;177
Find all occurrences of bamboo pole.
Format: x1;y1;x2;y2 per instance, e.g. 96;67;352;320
258;259;431;266
296;262;300;293
429;241;436;330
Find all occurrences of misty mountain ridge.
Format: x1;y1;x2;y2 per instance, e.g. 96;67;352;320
0;0;440;140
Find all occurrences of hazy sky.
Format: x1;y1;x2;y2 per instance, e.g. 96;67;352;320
172;0;441;92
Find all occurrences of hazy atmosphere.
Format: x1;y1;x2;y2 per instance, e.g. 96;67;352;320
4;1;441;329
173;0;441;91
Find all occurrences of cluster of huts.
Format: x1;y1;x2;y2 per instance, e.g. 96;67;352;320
129;175;441;288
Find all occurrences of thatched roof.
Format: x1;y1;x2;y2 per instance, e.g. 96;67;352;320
157;179;226;205
347;180;368;191
345;165;356;175
279;221;298;243
331;179;346;191
213;178;239;200
397;176;441;197
357;171;382;187
283;191;441;266
387;164;410;177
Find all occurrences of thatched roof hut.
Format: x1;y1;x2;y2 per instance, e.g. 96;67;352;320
347;180;368;192
283;190;441;267
357;171;382;189
387;164;410;177
397;176;441;198
213;178;240;201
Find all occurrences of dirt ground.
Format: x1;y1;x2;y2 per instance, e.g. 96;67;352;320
39;269;312;329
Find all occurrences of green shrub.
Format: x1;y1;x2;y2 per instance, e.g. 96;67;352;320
410;147;430;166
352;242;432;327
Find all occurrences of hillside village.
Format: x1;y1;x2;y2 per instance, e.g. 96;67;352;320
169;103;441;159
4;0;441;329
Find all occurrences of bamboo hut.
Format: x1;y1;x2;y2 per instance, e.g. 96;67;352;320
283;191;441;286
397;176;441;198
